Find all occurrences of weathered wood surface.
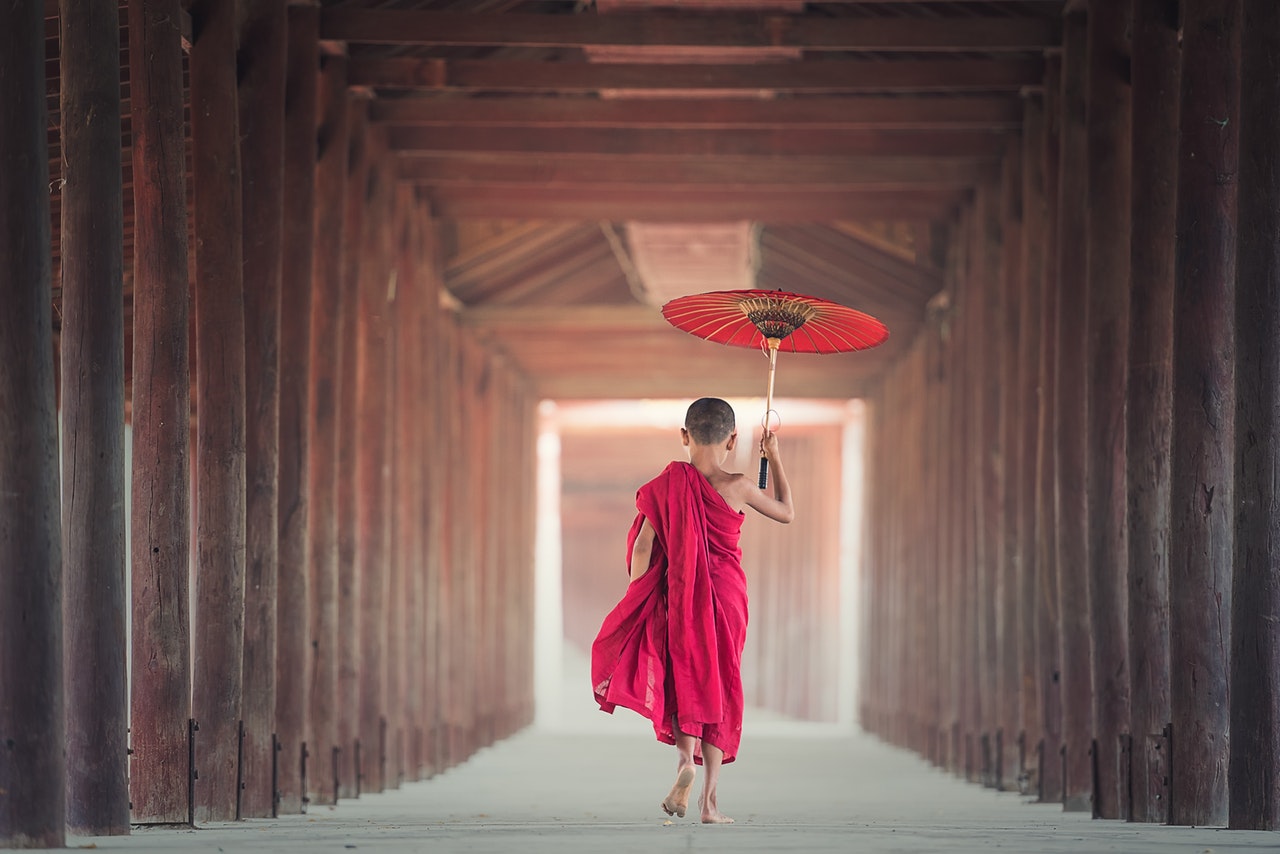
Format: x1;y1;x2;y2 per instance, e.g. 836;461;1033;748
321;9;1059;51
189;0;248;823
357;143;394;795
1229;0;1280;831
1084;0;1132;821
1127;0;1180;826
416;204;445;780
307;52;349;809
127;0;192;825
336;97;370;800
239;0;288;819
389;187;423;787
1053;10;1092;813
59;0;129;835
975;176;1003;788
945;209;972;778
996;140;1023;792
276;4;318;816
1034;52;1064;806
1168;0;1239;828
0;0;65;846
1015;93;1046;793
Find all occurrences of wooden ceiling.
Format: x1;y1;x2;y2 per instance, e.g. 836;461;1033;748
46;0;1063;402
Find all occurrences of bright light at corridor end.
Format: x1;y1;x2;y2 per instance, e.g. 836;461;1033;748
533;398;867;734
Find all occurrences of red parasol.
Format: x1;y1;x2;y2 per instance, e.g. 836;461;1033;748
661;288;889;486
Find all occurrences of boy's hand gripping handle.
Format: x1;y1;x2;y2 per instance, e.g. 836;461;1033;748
758;456;769;490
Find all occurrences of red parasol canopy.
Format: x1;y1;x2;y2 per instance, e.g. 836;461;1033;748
661;288;888;355
661;288;889;486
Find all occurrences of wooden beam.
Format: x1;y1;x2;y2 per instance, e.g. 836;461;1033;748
349;57;1044;93
60;0;129;833
1034;52;1064;806
1169;0;1238;828
429;186;966;222
356;149;393;797
238;0;287;820
386;126;1012;158
320;9;1058;52
369;94;1023;130
1126;0;1179;826
276;2;318;818
1053;9;1091;815
190;0;249;824
127;0;193;827
1014;91;1046;796
307;52;348;809
0;0;64;847
397;153;987;190
1230;0;1280;832
1084;0;1132;822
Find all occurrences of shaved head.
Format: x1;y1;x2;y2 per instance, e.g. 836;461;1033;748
684;397;736;445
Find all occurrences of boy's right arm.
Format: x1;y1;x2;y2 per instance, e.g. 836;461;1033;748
629;517;657;582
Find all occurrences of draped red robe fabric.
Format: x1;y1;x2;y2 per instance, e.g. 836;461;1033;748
591;461;748;763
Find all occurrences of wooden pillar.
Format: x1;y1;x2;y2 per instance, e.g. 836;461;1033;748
1230;0;1280;831
416;201;443;778
1016;92;1047;791
276;4;318;816
996;140;1023;792
974;175;1003;788
383;192;405;791
1054;8;1093;813
189;0;248;823
944;214;970;776
128;0;193;826
1168;0;1239;828
0;0;64;846
59;0;129;834
1127;0;1180;826
1036;52;1065;806
1085;0;1133;821
336;97;370;800
357;146;393;795
307;52;348;808
391;188;423;785
955;207;978;780
238;0;287;819
927;289;951;766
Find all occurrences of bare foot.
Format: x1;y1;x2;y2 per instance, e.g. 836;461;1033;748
700;793;734;824
661;766;696;818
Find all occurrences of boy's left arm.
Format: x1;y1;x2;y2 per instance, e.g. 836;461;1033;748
629;517;657;582
745;430;794;523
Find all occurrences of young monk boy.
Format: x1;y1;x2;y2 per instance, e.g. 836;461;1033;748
591;397;794;824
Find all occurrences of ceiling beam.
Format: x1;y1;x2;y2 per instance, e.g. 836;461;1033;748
320;10;1058;52
348;57;1044;93
385;126;1013;157
397;154;988;190
369;94;1023;130
428;187;966;223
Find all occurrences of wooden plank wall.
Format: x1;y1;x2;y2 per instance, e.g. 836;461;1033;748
860;1;1280;830
10;7;541;831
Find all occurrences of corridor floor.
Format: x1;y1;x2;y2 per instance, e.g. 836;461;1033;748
72;721;1277;854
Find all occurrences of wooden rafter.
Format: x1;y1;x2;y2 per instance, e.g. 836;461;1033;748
369;94;1024;130
348;58;1044;93
320;10;1059;53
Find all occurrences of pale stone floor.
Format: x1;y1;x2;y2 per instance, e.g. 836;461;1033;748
70;719;1278;853
61;651;1278;853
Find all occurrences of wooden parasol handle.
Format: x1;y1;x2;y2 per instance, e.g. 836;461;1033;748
759;338;781;489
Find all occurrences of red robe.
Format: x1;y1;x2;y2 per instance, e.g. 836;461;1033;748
591;461;748;763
